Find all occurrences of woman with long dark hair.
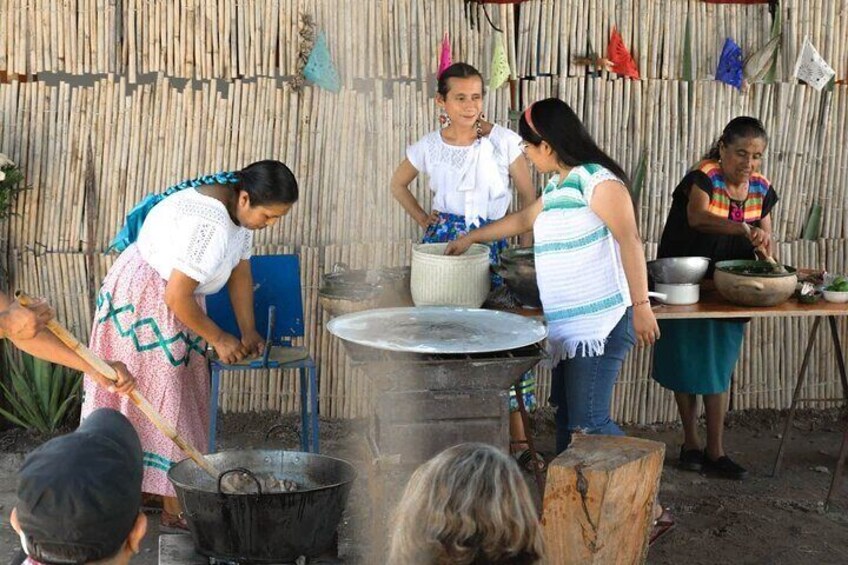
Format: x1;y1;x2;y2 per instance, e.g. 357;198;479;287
82;160;298;529
652;117;777;480
446;97;671;541
447;97;657;450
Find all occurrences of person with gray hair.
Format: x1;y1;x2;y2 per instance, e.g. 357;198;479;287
388;443;545;565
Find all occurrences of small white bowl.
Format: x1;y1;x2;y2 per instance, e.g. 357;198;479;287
823;290;848;304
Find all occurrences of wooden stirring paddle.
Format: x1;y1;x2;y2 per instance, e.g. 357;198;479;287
16;291;222;479
741;224;788;273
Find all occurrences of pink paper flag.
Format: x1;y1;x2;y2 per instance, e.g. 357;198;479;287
438;32;452;78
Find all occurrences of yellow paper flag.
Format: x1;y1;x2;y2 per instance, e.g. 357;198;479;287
489;35;511;90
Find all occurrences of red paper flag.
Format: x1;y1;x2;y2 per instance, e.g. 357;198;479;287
438;32;452;78
607;27;640;79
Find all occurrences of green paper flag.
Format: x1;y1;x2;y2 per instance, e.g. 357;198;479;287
489;34;511;90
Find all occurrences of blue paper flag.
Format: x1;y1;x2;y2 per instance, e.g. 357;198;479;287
716;37;744;90
304;33;341;93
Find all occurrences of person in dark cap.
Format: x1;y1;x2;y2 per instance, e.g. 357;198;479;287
9;408;147;565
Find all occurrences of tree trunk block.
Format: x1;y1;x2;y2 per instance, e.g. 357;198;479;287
541;434;665;564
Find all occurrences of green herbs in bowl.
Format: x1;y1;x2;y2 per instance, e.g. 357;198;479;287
823;276;848;303
825;276;848;292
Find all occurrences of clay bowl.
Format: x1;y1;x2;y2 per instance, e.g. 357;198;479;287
714;260;798;307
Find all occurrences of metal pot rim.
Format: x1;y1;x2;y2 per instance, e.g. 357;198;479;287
167;449;357;495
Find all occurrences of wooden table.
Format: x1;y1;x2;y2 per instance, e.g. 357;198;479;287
650;287;848;320
506;289;848;508
656;289;848;509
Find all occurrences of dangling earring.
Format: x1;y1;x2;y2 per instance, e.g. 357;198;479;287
476;112;485;138
439;109;451;129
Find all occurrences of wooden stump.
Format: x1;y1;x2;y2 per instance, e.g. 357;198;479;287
541;434;665;565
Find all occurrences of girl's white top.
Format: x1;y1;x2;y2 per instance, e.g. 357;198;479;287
136;189;253;295
406;124;523;226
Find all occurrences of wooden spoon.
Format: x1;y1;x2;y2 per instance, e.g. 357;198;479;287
16;291;222;479
740;223;787;274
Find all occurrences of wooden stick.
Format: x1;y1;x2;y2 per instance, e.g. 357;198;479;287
16;291;221;479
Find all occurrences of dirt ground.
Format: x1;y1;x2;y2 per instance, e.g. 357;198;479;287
1;407;847;564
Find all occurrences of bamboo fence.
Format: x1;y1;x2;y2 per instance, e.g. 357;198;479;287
1;0;847;423
2;1;846;81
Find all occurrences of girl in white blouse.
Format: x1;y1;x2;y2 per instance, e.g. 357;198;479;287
82;161;298;529
390;63;543;472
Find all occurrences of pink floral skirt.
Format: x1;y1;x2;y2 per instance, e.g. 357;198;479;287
81;245;209;497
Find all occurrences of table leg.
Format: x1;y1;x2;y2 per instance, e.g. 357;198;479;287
823;316;848;510
825;424;848;511
772;317;821;477
827;316;848;402
514;377;546;501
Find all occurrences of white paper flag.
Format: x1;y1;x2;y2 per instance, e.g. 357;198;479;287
793;36;835;91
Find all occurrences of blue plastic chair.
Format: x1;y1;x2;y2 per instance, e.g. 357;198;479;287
205;254;319;454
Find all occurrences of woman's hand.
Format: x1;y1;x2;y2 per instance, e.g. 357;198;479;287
240;328;265;358
106;361;136;394
445;236;473;256
419;209;440;229
633;303;660;347
746;225;770;249
213;332;248;364
89;361;136;395
1;299;53;340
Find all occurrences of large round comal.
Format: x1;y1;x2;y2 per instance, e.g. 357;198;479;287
713;260;798;307
411;243;491;307
168;450;356;563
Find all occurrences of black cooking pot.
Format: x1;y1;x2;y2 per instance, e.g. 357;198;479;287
168;450;356;563
494;247;541;308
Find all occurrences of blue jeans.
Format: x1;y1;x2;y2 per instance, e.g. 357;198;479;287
550;308;636;454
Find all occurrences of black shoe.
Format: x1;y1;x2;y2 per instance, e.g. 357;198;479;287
702;452;749;480
678;446;704;472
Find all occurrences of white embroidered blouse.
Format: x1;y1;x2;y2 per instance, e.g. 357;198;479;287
406;124;523;226
135;189;253;295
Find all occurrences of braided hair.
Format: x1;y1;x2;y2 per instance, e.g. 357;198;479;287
162;161;298;206
107;160;298;253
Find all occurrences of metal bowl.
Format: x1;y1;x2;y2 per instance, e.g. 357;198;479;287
319;264;413;318
496;247;541;308
647;257;711;284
